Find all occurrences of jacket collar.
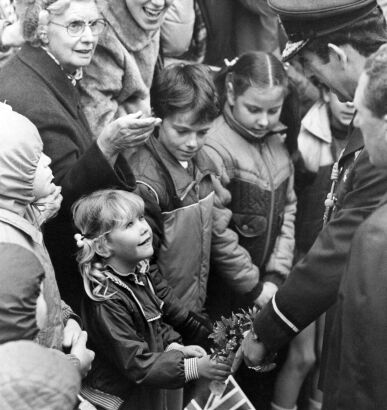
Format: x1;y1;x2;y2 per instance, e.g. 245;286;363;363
301;100;333;144
147;136;217;200
0;208;42;245
223;103;287;143
339;122;364;166
97;0;159;52
17;44;80;119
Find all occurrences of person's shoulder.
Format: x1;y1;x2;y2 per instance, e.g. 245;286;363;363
207;114;229;140
0;242;43;272
361;199;387;232
126;143;162;178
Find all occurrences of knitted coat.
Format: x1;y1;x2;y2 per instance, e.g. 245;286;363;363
79;0;160;137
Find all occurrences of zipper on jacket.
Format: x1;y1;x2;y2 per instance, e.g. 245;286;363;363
259;142;275;267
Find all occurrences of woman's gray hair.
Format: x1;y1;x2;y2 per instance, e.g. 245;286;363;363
18;0;73;46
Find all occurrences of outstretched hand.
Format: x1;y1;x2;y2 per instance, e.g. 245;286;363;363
180;344;207;358
197;355;231;381
97;111;161;163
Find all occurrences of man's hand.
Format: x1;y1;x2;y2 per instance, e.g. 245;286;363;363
242;330;266;367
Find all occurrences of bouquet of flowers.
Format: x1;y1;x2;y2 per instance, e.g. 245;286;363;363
209;307;258;365
184;308;277;410
208;307;277;396
207;307;257;397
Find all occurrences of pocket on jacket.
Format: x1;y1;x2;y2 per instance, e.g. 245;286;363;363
232;213;267;238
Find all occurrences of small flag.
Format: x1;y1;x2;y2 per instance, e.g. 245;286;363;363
184;376;255;410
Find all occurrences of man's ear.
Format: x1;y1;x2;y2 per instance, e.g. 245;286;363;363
95;237;112;258
328;43;348;66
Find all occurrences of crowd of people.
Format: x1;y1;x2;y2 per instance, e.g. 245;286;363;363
1;0;387;410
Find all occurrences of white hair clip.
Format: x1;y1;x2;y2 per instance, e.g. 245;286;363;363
224;57;239;68
74;233;85;248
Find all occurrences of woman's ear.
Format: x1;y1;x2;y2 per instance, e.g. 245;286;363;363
37;27;49;45
37;10;50;45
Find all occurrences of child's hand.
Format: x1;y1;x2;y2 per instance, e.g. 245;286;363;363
197;355;231;381
179;345;206;358
255;281;278;307
70;331;95;378
63;318;82;352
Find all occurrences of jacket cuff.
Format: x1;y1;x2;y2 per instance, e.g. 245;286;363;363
253;295;299;352
244;281;263;304
61;301;83;328
66;313;83;328
264;271;287;288
184;358;199;382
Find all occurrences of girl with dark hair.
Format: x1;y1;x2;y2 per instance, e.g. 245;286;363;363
205;51;305;410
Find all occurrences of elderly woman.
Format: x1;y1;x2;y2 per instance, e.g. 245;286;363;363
78;0;174;137
0;0;160;311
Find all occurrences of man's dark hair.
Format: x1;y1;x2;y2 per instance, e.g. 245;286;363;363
302;8;387;63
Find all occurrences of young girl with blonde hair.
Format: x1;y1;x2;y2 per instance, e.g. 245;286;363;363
72;189;230;410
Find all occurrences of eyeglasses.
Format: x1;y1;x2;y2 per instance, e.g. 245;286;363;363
49;18;107;37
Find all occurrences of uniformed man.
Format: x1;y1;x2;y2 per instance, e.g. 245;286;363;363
240;1;387;409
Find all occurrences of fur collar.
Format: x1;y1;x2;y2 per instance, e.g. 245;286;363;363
97;0;159;52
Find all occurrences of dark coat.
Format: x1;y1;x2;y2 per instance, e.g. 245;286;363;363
253;127;387;351
82;265;186;410
0;44;136;311
322;193;387;410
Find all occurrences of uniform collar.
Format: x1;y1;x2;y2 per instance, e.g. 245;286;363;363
339;122;364;165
